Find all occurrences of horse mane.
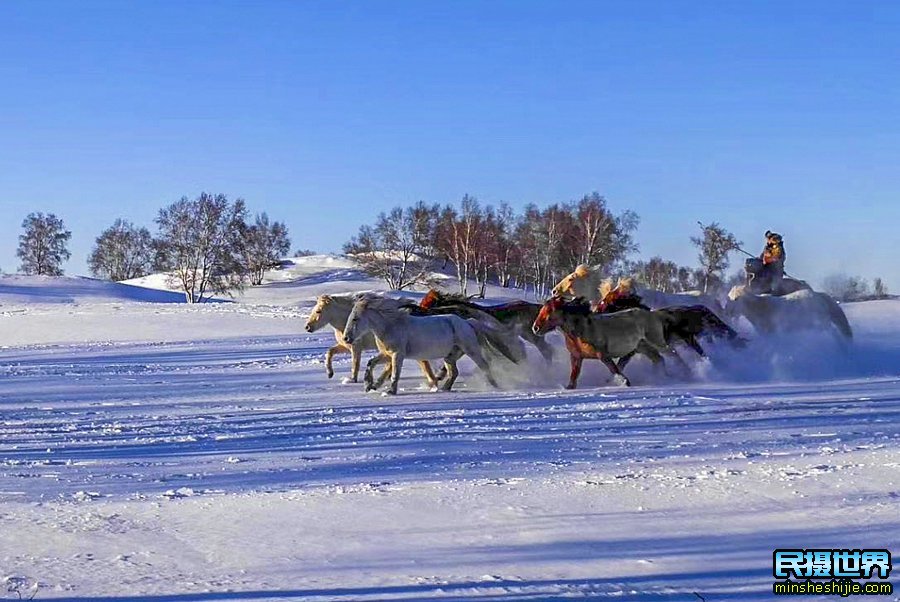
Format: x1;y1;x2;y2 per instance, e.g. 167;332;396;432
316;293;357;307
420;289;471;308
573;264;591;278
353;293;412;320
598;278;615;299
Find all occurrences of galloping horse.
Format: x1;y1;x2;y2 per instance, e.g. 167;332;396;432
532;297;679;388
305;294;440;384
727;285;853;340
343;294;518;395
419;289;554;362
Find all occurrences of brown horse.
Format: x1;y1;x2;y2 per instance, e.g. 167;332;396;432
532;296;678;388
419;289;555;362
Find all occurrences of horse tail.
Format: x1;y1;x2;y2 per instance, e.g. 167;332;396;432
824;297;853;339
468;316;527;365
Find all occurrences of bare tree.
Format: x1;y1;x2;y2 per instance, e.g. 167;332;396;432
566;192;639;270
155;192;247;303
435;195;484;296
691;222;741;293
88;219;155;281
632;257;680;292
823;273;871;302
239;213;291;286
489;203;517;288
344;202;438;290
873;277;888;299
17;212;71;276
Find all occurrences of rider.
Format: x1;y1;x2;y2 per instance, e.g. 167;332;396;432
747;230;785;294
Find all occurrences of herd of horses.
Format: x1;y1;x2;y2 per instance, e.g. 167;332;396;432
303;265;853;395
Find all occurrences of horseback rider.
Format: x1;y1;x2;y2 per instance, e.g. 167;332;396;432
746;230;786;294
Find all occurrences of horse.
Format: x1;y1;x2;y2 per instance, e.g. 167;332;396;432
419;289;555;362
744;257;812;296
595;281;744;358
531;296;680;389
342;294;513;395
304;294;439;384
726;285;853;340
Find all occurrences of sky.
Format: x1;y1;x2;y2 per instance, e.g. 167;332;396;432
1;0;898;289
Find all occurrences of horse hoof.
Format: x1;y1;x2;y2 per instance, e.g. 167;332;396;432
381;390;396;397
611;374;630;387
341;377;356;385
565;383;576;390
327;372;334;379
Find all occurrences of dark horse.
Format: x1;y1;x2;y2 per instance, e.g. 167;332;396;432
418;289;555;362
532;296;679;388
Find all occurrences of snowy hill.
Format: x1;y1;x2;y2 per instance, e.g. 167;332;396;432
123;253;531;306
0;274;187;305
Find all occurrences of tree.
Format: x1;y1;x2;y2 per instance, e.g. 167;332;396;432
632;256;680;292
434;195;486;296
823;273;871;302
17;212;72;276
344;202;439;290
873;277;888;299
88;219;155;281
691;222;742;293
564;192;639;271
155;192;247;303
239;213;291;286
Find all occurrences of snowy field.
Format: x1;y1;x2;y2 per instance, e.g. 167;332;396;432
1;259;898;601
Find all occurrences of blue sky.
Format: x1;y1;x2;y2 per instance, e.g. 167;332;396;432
1;1;898;289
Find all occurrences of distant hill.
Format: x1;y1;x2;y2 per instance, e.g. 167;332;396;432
0;274;187;305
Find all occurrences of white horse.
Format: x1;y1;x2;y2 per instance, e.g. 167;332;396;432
726;285;853;340
304;294;439;384
342;294;505;395
552;266;723;313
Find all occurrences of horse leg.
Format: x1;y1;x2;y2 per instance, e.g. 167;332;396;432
566;353;583;389
523;329;554;363
432;363;448;383
685;336;706;358
616;350;637;372
600;354;631;387
373;361;393;390
466;346;500;389
386;353;404;395
364;354;388;391
418;361;440;389
440;347;464;391
325;344;349;379
347;343;363;383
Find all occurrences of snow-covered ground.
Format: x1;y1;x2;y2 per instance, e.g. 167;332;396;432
1;262;898;601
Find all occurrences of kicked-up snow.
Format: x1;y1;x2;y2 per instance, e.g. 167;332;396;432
1;263;898;601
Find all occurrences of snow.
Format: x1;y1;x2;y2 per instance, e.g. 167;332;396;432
1;258;898;600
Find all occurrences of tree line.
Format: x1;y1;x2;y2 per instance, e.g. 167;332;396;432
14;193;291;302
343;193;762;297
9;190;890;302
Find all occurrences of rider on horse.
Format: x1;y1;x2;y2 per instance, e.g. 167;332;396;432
746;230;786;294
